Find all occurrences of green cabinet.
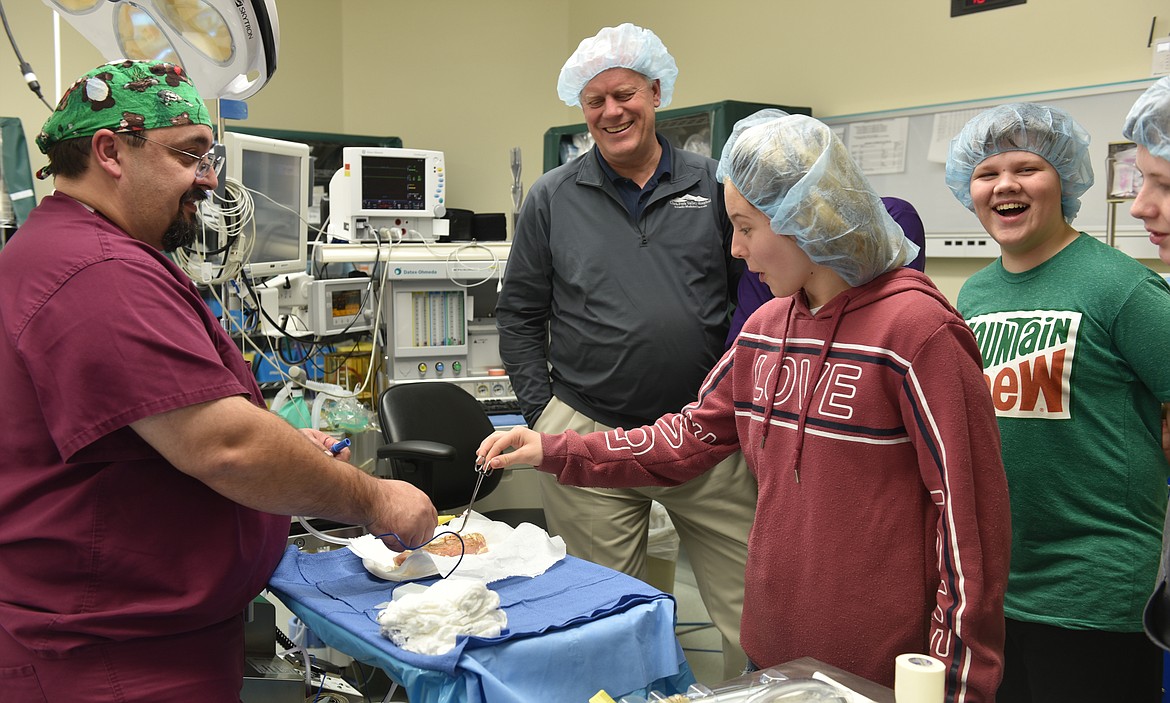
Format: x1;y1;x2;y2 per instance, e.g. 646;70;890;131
542;100;812;172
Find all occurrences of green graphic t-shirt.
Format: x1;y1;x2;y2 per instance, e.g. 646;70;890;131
959;233;1170;630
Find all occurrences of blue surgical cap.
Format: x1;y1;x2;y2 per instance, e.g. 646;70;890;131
1123;77;1170;163
718;112;918;287
557;23;678;108
945;103;1094;223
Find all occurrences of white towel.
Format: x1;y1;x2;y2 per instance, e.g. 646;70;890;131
375;578;507;655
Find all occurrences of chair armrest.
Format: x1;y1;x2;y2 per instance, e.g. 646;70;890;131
376;439;457;462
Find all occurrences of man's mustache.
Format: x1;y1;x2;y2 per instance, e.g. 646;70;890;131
183;189;209;206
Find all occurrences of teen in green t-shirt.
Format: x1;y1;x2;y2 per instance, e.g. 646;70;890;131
948;102;1170;703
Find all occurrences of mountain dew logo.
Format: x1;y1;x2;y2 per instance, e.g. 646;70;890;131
965;310;1080;420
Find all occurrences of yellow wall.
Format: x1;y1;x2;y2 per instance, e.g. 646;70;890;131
568;0;1163;116
5;0;1169;299
330;0;575;223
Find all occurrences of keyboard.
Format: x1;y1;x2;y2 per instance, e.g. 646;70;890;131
479;397;522;415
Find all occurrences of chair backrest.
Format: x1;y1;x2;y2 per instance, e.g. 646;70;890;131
377;382;502;512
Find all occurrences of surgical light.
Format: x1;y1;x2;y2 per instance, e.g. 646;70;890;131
42;0;278;100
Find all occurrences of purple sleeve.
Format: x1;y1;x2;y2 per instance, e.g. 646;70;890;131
881;196;926;272
726;271;775;348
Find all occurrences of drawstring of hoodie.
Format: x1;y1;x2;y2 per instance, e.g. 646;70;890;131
758;301;796;451
776;292;851;484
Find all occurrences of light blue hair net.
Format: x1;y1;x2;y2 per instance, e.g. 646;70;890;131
717;108;790;183
557;23;678;108
717;112;918;287
945;103;1094;223
1123;77;1170;163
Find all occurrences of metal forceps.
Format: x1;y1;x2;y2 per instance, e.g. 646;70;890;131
457;456;490;532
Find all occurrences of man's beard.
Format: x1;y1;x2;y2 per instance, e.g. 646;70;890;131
161;189;208;252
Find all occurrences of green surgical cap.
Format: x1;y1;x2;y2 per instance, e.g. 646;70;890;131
36;59;211;158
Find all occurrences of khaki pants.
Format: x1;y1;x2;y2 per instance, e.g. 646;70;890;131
535;397;757;680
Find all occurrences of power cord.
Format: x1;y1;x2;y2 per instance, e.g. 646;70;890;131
276;625;298;651
0;0;51;111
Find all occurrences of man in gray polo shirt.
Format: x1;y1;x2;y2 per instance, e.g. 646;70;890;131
496;22;756;678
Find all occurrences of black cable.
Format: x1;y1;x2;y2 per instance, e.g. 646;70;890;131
184;233;238;257
278;334;321;367
0;0;52;111
321;336;366;377
237;271;318;345
375;530;468;579
345;660;376;703
275;625;297;651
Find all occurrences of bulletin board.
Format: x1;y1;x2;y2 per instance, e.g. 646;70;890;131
819;79;1158;244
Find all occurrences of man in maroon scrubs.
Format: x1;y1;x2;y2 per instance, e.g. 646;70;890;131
0;59;436;702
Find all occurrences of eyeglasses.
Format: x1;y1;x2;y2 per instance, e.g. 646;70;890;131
123;133;224;179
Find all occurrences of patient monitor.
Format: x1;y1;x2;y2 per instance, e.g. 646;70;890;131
328;147;446;243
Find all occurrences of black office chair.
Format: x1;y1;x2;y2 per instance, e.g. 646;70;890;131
375;381;545;530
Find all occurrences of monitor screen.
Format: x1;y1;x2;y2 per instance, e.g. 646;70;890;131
222;131;311;278
308;278;373;335
324;146;445;243
361;155;428;211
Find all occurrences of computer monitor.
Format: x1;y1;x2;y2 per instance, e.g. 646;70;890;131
222;131;311;277
327;146;446;242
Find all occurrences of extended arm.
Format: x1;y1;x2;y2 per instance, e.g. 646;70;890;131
132;395;437;549
479;351;741;487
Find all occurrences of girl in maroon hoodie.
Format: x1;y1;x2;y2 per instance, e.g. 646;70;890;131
478;111;1011;703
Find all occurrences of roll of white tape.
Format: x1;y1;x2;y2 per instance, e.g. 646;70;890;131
894;653;945;703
